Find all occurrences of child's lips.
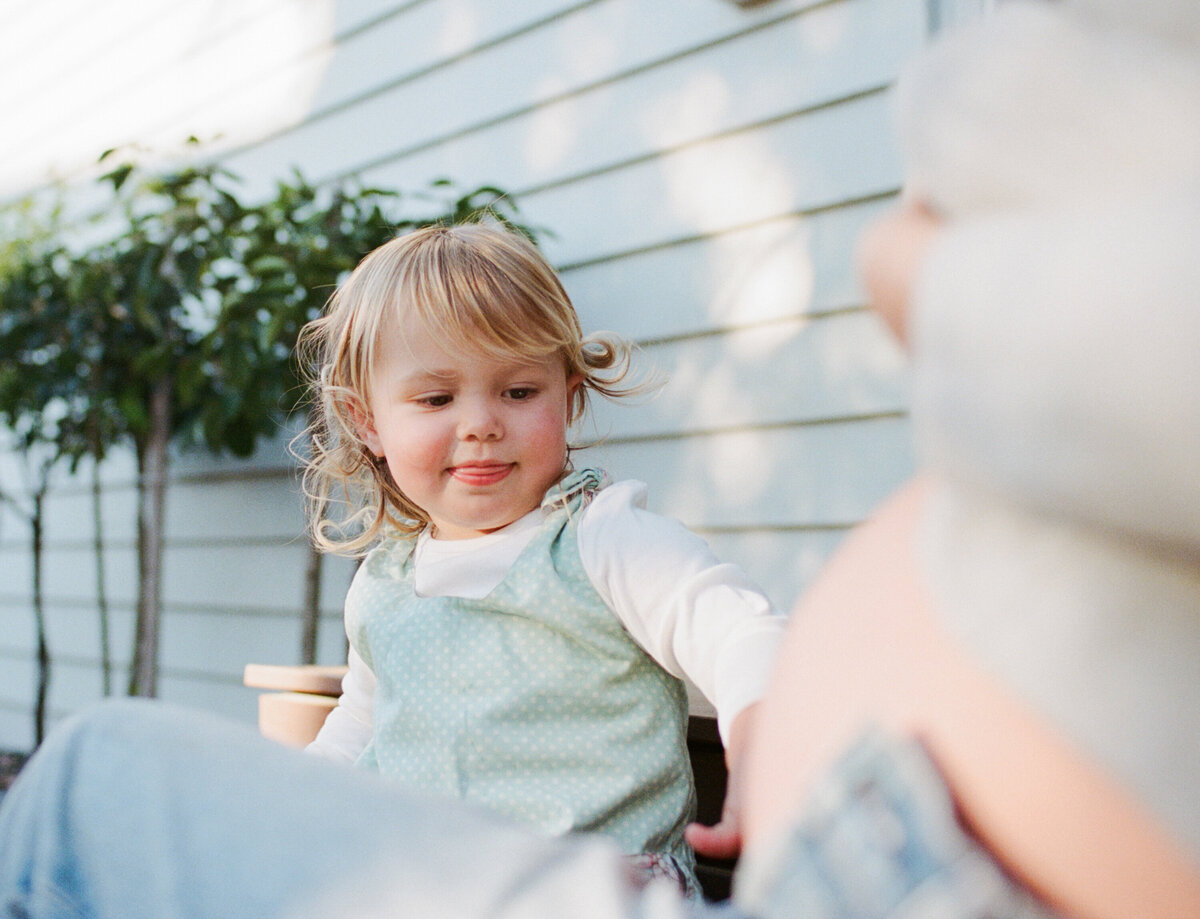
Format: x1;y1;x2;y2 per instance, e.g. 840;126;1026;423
449;463;513;486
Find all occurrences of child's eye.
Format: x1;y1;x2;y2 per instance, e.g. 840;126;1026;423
506;387;537;401
418;394;452;407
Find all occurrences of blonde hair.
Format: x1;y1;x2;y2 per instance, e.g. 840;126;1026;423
298;222;641;555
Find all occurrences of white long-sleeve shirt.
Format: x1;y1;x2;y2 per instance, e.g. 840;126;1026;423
309;478;785;764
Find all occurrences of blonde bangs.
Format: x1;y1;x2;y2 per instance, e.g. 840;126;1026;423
397;226;580;369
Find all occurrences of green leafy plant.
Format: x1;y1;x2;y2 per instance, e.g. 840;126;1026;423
0;207;75;743
1;153;534;715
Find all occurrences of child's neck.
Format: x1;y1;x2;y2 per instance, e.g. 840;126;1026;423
427;506;543;542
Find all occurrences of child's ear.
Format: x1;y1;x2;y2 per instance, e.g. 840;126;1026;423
349;400;384;457
565;372;585;418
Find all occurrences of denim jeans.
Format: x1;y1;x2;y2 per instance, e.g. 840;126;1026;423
736;730;1063;919
0;701;1057;919
0;700;705;919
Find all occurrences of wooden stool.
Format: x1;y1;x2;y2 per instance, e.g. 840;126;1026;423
242;664;347;748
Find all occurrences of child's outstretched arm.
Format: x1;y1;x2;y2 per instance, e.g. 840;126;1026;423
576;480;787;860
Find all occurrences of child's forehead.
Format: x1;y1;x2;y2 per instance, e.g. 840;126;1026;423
372;300;561;364
370;311;561;375
375;308;493;357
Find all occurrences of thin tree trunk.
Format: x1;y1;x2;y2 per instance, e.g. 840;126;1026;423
91;463;113;696
130;377;171;698
299;411;324;665
31;489;50;746
300;542;323;665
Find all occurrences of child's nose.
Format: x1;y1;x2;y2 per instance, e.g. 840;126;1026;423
458;399;503;441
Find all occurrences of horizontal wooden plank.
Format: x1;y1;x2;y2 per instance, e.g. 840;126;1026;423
579;414;915;530
0;595;346;708
144;2;606;176
0;601;135;664
222;0;838;198
156;676;262;727
354;0;924;205
0;648;277;745
0;3;154;100
0;3;165;122
0;705;35;754
169;420;305;477
0;546;138;606
2;0;332;196
521;89;901;267
701;526;853;615
0;603;297;679
162;611;304;678
580;309;908;441
157;544;357;610
0;652;120;729
332;0;425;38
33;480;141;545
563;197;893;341
171;480;309;541
0;418;299;504
0;542;357;615
243;663;347;695
314;0;594;116
30;477;304;547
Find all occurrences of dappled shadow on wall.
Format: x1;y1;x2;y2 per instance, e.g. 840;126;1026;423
0;0;334;197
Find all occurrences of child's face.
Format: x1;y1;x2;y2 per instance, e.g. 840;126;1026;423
359;313;581;540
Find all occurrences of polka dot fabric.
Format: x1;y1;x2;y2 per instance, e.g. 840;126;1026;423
346;470;697;885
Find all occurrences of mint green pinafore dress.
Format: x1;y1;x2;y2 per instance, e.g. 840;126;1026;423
345;470;698;889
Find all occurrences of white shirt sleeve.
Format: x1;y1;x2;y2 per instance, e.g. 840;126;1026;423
577;480;786;741
305;646;375;763
911;203;1200;553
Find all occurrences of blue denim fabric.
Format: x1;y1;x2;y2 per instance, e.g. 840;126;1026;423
0;700;701;919
735;730;1063;919
0;702;1058;919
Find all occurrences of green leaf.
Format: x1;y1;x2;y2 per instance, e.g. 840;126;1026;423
101;163;135;192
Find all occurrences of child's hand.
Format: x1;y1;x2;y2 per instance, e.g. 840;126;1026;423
856;201;942;346
684;790;743;861
684;703;759;861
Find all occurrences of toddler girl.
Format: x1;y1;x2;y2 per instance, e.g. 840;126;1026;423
298;222;784;893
